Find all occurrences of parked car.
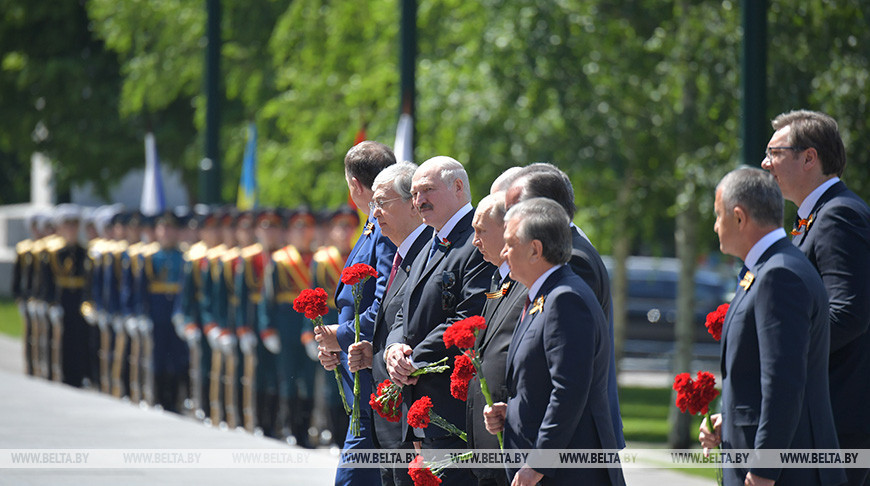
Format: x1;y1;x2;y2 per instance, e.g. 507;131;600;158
602;256;732;343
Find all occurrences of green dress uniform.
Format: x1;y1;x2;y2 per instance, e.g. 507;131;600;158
178;241;212;418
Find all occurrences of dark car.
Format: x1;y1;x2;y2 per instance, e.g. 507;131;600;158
602;256;732;343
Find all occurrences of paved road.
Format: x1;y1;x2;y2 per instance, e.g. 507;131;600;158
0;335;711;485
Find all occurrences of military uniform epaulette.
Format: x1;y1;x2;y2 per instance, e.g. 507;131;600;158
45;235;67;252
140;241;160;258
241;243;263;260
221;246;241;263
127;241;145;257
16;239;33;255
273;245;301;263
313;245;341;264
206;244;227;261
112;240;129;254
31;237;47;254
185;241;208;262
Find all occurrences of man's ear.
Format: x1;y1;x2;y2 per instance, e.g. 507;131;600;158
530;239;543;262
802;147;820;173
349;176;364;195
733;205;747;228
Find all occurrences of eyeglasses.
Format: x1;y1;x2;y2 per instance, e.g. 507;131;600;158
368;197;402;212
764;146;806;160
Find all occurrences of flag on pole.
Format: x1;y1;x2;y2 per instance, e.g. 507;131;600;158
236;122;258;210
393;113;413;164
141;132;166;217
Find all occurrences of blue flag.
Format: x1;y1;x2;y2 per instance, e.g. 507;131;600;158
237;122;258;210
141;132;166;217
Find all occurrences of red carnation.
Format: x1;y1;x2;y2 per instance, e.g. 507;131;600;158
704;303;729;341
443;315;487;350
341;263;378;286
293;287;330;320
408;455;442;486
370;379;403;423
449;354;476;401
673;371;720;416
407;396;433;429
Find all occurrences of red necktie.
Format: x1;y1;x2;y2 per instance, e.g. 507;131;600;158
386;252;403;293
521;296;531;320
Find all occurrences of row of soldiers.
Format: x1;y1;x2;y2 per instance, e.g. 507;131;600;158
12;203;366;447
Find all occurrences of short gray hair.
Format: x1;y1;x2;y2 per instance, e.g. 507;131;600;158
477;192;506;224
491;167;524;193
504;197;572;265
421;156;471;203
716;167;783;227
373;161;418;201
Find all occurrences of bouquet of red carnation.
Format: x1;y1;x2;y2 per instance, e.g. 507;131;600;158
407;396;467;442
370;358;451;423
341;263;379;436
442;315;502;448
674;370;722;485
704;303;729;341
294;288;351;415
408;452;473;486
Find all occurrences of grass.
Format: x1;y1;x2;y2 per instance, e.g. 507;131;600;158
0;298;23;338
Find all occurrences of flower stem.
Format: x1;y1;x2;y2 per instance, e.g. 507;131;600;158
470;355;503;449
704;411;723;486
430;411;467;442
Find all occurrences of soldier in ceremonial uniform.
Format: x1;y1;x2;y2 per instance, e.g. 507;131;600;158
13;213;44;376
137;211;189;412
312;207;359;446
236;209;282;436
39;205;90;387
260;206;317;447
176;207;222;419
28;213;55;378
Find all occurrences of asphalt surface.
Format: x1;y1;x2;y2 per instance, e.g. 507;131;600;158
0;334;711;485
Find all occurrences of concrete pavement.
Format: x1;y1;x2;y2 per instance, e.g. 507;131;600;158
0;334;712;485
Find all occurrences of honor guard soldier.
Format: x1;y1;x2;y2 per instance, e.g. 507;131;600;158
239;209;283;437
39;205;90;387
176;207;221;419
136;211;189;412
312;206;360;445
28;213;55;378
111;211;143;399
81;206;113;388
260;206;316;447
14;213;43;376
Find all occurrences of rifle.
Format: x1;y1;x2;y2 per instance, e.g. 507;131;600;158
208;327;224;425
97;313;112;393
18;299;33;375
222;334;240;429
126;317;141;403
239;329;258;433
26;299;42;377
111;316;128;398
139;316;155;406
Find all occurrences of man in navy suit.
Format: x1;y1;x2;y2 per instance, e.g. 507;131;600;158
314;141;396;486
484;197;624;486
466;192;528;486
761;110;870;486
345;161;432;486
699;167;845;486
505;165;624;449
385;156;494;485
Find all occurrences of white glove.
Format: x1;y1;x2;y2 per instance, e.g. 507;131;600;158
184;324;202;344
206;325;222;348
305;339;320;361
218;331;237;353
48;305;64;325
137;316;153;335
112;315;125;333
96;310;109;330
172;314;187;339
238;331;257;355
125;317;139;335
262;331;281;354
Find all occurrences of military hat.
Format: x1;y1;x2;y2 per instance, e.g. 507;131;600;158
156;209;182;227
330;205;360;226
256;208;283;228
52;204;82;225
287;205;316;228
172;206;192;227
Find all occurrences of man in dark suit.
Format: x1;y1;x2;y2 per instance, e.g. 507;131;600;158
344;161;432;486
466;192;527;486
385;156;494;485
314;141;396;486
505;166;624;448
484;197;624;486
761;110;870;486
699;167;845;486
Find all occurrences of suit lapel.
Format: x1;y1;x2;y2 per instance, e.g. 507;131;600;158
505;267;563;380
794;181;845;246
335;218;372;299
408;211;474;298
479;278;523;351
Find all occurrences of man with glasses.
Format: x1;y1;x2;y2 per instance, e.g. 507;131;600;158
761;110;870;486
385;156;494;485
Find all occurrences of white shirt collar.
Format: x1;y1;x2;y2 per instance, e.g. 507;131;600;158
435;203;473;241
498;261;511;281
744;228;788;269
527;264;564;302
798;177;839;219
396;224;427;260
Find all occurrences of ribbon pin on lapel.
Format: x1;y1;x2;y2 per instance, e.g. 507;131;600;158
529;295;545;315
485;281;511;300
363;221;375;236
791;214;814;236
739;271;755;291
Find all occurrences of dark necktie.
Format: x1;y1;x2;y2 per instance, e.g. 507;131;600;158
490;269;502;293
736;265;749;292
386;252;402;293
427;237;441;264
